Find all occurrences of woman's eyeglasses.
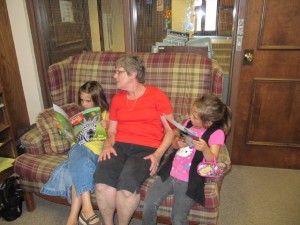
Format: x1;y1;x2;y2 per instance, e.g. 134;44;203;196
115;70;126;75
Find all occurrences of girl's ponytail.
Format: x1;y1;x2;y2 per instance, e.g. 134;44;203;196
221;105;232;135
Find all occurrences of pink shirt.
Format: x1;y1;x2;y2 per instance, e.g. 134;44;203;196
170;121;225;182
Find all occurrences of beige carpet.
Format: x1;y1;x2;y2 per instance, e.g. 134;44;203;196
1;165;300;225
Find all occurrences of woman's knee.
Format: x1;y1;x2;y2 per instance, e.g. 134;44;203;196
95;183;108;194
118;189;138;199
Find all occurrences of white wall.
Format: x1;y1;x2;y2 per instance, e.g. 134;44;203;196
6;0;44;125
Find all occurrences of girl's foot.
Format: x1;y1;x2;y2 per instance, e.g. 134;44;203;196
78;212;103;225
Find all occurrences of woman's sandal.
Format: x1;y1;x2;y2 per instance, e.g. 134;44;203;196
78;212;103;225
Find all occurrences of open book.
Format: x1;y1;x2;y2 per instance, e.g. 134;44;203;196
164;115;199;146
53;104;107;145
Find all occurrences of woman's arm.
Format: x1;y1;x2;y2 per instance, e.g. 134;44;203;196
144;113;175;176
155;113;175;158
99;120;117;161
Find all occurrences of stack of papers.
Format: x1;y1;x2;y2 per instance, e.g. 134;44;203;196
0;157;15;173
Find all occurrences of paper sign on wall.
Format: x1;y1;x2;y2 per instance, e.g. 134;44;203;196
60;1;74;23
157;0;164;11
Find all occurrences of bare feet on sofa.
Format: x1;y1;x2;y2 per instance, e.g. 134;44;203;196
78;212;103;225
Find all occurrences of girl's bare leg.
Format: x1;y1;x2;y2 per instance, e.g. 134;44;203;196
81;191;100;223
66;186;82;225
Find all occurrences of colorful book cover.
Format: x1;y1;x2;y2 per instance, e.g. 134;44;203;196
164;114;199;146
53;104;107;145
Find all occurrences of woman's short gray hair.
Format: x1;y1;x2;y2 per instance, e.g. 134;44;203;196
115;55;146;84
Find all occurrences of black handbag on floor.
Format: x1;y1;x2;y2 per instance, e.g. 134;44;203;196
0;176;24;221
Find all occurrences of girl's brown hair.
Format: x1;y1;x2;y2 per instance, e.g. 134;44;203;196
193;94;232;135
78;81;109;112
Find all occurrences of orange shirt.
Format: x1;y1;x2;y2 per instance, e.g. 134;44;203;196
110;86;173;148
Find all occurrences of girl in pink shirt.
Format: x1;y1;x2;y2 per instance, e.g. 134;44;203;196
142;94;232;225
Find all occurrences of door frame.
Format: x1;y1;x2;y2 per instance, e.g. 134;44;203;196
123;0;136;52
226;0;245;154
25;0;51;108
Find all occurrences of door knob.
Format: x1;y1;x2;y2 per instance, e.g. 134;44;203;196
243;49;254;65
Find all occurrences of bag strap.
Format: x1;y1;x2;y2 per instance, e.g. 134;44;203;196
186;120;193;129
201;157;217;163
185;119;219;146
200;123;220;163
201;123;220;146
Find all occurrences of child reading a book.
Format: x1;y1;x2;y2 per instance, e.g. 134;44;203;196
41;81;109;225
142;94;232;225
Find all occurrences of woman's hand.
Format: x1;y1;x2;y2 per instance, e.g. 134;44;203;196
98;120;117;162
98;144;117;161
144;153;160;176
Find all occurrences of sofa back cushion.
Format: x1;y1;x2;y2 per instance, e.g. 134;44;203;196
48;52;222;121
36;103;80;154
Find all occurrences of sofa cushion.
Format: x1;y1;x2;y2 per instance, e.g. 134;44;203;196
36;103;80;154
14;153;67;183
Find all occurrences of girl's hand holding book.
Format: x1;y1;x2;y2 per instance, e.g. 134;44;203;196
100;120;109;129
193;139;209;152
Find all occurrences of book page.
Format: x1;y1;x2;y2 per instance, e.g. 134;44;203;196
53;104;76;143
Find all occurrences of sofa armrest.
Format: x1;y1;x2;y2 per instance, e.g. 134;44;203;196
47;56;72;106
211;59;224;100
20;126;45;155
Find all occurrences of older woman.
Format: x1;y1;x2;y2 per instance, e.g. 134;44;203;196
94;55;174;225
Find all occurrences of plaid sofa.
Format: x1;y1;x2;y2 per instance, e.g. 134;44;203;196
14;52;230;225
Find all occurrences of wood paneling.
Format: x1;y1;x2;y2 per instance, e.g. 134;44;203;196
258;0;300;49
247;79;300;147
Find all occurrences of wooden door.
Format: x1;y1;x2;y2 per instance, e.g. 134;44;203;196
229;0;300;169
